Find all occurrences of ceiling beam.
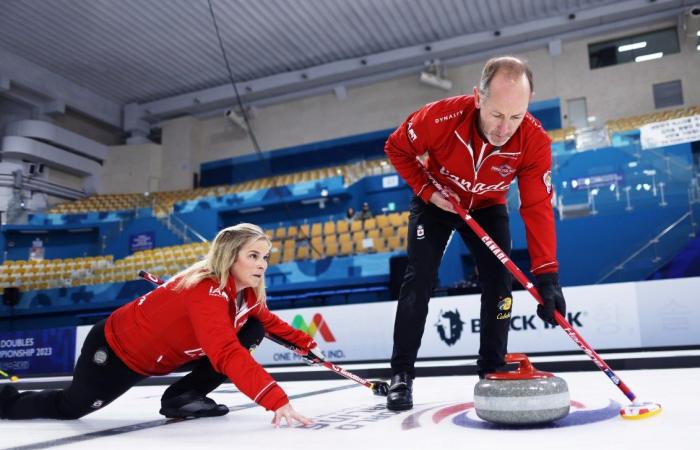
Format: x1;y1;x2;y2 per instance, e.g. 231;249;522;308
139;0;689;122
0;47;122;128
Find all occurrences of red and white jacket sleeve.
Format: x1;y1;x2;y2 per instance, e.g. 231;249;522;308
385;105;438;204
185;283;288;411
517;135;559;276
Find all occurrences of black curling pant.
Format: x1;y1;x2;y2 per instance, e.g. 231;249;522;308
161;317;264;400
391;197;513;378
1;317;265;420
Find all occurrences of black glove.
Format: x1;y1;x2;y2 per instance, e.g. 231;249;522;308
536;273;566;326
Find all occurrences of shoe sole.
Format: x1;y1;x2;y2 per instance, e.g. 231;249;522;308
386;402;413;411
159;408;229;419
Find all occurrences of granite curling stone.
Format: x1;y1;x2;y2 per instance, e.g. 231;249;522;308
474;353;570;425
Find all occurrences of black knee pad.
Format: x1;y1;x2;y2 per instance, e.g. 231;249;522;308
237;318;264;350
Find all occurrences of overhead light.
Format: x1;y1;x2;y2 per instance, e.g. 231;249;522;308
224;108;249;133
419;60;453;91
635;52;663;62
618;41;647;52
697;30;700;36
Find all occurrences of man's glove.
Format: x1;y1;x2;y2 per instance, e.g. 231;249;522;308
536;273;566;326
295;341;325;364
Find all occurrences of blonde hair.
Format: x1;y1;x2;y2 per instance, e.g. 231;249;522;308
172;223;271;307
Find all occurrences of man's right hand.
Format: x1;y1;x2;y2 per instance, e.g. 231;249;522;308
430;189;460;213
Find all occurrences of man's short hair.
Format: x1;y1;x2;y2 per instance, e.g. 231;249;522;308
478;56;533;99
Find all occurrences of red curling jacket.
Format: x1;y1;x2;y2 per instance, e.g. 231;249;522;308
385;95;558;275
105;276;313;411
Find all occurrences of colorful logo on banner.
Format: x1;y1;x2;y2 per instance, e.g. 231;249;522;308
291;313;336;342
401;400;621;430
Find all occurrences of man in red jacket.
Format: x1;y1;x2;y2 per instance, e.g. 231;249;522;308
385;56;566;411
0;224;322;427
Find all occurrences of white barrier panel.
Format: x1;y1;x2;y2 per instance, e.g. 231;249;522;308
74;277;700;367
75;325;91;365
636;277;700;347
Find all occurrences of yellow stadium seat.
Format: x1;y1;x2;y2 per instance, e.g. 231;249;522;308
311;223;322;238
373;238;387;253
296;246;310;260
282;247;295;263
398;225;408;240
381;226;394;239
364;218;377;231
351;231;364;244
309;235;322;247
325;241;338;257
387;236;402;251
336;220;349;234
323;221;335;236
338;241;353;256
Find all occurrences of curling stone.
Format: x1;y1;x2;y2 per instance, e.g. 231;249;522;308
474;353;570;425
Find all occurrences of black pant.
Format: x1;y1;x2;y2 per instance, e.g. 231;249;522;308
161;317;264;401
1;318;265;420
391;197;513;378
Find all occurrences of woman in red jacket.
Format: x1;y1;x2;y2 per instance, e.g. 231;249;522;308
0;223;320;427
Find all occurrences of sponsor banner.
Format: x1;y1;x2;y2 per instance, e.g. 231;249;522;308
71;277;700;370
252;302;395;365
640;115;700;150
418;282;642;358
636;277;700;347
0;327;76;376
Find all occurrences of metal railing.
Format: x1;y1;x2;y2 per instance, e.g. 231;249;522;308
596;202;698;284
162;214;208;244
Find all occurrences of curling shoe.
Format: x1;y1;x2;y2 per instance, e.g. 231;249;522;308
159;391;229;419
386;372;413;411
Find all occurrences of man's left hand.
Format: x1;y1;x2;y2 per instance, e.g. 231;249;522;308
536;273;566;325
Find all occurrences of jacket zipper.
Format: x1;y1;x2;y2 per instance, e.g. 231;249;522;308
454;130;520;210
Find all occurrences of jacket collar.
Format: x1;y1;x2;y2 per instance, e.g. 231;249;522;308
224;275;258;308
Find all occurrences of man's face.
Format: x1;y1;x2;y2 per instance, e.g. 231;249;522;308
474;72;531;147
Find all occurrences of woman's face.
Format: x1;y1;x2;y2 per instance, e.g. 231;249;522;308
231;238;270;291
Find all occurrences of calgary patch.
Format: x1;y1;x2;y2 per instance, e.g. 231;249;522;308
491;164;515;178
